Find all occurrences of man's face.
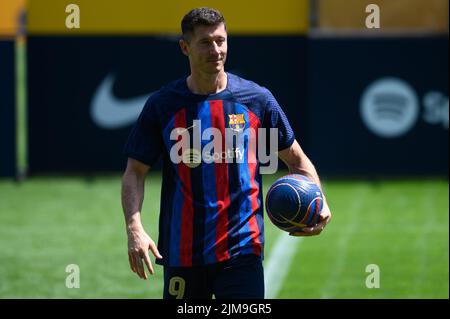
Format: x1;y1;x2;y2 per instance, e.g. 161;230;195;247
180;23;228;74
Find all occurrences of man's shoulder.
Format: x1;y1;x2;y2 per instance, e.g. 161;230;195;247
227;72;273;103
150;77;187;101
143;77;188;111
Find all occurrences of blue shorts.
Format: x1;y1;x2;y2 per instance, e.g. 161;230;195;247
163;254;264;299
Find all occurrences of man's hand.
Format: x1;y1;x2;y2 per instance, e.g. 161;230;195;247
289;203;332;237
127;225;163;279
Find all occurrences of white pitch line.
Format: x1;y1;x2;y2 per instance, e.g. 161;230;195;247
264;232;302;299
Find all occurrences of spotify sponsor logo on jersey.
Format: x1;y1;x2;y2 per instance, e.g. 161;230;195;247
181;147;244;168
360;77;448;138
170;119;279;174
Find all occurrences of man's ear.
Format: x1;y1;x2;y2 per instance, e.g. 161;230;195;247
179;38;189;57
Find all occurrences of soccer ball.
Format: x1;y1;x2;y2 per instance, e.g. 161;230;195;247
265;174;323;232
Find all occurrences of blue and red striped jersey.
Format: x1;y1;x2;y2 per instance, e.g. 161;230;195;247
124;73;295;267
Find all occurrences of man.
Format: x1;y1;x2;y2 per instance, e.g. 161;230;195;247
121;7;331;299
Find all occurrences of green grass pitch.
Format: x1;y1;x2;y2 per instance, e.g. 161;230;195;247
0;173;448;298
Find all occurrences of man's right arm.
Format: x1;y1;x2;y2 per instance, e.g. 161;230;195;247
121;157;162;279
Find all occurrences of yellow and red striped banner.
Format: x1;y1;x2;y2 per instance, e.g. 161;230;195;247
27;0;309;35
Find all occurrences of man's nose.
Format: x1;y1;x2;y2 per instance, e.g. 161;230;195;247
210;42;221;56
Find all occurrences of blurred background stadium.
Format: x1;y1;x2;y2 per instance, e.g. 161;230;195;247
0;0;448;298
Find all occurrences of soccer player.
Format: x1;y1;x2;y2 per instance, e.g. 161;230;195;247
121;7;332;299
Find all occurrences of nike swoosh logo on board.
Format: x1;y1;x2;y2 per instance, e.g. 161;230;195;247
90;73;154;129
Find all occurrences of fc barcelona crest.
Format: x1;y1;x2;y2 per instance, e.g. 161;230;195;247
228;114;246;132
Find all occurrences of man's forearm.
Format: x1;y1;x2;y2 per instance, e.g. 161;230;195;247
280;142;332;234
278;140;326;199
287;155;323;190
279;141;322;189
121;170;146;231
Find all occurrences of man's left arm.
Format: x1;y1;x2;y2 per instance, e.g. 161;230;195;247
277;139;332;236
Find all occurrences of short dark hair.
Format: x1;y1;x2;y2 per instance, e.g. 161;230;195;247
181;7;226;41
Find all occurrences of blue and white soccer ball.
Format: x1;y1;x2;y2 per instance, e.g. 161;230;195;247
265;174;323;232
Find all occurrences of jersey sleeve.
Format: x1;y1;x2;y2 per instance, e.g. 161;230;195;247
262;88;295;151
123;97;162;166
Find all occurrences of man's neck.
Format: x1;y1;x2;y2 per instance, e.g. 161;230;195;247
187;71;227;95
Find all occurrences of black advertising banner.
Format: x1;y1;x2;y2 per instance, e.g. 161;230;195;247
307;36;448;177
27;36;307;173
0;40;16;177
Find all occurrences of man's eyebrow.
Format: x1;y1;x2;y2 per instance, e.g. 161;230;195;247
199;35;226;41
